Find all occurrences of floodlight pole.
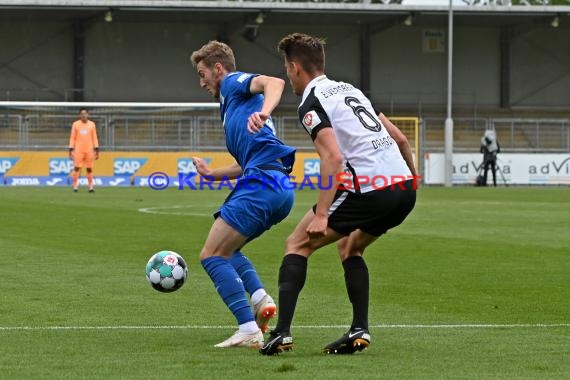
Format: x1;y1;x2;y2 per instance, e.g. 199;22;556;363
444;0;454;187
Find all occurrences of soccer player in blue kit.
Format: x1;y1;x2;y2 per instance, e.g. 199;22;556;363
190;41;296;348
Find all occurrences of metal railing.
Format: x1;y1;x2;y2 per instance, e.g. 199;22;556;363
0;112;311;151
2;110;569;153
422;117;570;153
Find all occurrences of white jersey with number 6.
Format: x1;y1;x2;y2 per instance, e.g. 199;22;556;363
298;75;411;193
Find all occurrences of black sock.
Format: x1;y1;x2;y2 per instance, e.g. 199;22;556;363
343;256;369;330
274;254;307;334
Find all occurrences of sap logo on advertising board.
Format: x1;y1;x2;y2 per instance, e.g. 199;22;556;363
177;158;212;174
49;158;74;175
0;158;19;174
304;159;320;177
114;158;148;175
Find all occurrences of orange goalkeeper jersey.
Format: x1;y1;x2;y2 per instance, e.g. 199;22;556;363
69;120;99;152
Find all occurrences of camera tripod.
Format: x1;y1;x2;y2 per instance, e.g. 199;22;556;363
496;158;509;187
477;158;508;187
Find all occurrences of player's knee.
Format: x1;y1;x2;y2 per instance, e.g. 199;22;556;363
285;234;314;257
337;238;349;253
199;249;213;261
199;248;232;261
74;167;80;172
86;168;92;173
285;233;300;252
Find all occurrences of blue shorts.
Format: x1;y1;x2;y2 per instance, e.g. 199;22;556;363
215;169;295;242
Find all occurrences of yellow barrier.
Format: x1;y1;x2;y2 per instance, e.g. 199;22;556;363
388;117;419;171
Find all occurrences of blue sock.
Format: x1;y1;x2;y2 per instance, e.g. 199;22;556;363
229;251;264;296
201;256;254;325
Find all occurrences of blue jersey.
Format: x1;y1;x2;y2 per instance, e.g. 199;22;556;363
219;71;295;173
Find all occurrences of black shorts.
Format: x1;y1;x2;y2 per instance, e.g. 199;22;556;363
314;179;416;237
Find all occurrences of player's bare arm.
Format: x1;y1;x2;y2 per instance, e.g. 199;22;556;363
192;157;243;181
247;75;285;133
307;127;344;239
378;113;418;177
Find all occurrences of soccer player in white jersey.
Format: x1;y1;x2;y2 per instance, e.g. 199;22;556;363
258;33;418;355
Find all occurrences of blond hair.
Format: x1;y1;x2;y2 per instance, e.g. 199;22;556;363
190;40;236;72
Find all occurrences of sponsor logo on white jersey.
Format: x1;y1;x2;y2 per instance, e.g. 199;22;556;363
302;111;320;132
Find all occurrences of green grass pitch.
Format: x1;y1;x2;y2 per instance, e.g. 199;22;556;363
0;186;568;379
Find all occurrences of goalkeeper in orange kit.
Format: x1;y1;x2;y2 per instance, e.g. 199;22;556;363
69;108;99;192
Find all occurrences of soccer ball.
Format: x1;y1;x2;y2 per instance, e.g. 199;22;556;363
145;251;188;293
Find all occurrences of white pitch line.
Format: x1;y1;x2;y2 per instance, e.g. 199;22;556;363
137;200;318;217
138;205;213;217
1;323;569;331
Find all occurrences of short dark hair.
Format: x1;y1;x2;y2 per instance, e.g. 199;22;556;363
79;107;88;113
277;33;326;74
